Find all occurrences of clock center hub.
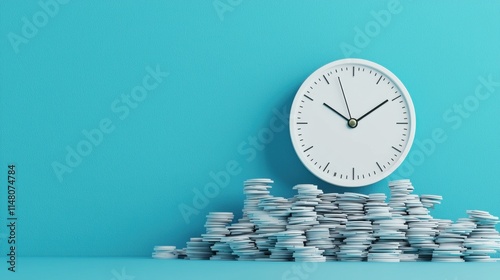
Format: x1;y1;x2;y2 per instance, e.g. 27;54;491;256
348;118;358;128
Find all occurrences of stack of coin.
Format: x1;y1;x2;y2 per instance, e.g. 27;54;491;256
464;210;500;262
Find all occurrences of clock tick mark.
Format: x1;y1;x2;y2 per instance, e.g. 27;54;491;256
392;146;401;153
392;95;402;101
396;122;408;124
323;162;330;172
376;162;383;172
323;75;329;84
376;76;382;84
296;122;308;124
304;146;313;153
353;66;355;76
304;94;313;101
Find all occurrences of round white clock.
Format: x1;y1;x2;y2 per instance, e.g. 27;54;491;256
289;58;415;187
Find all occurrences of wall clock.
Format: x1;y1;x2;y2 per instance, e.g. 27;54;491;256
289;58;415;187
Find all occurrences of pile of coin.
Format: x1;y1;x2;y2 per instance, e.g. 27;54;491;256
185;237;212;260
432;218;476;262
154;178;500;262
367;193;407;262
464;210;500;262
152;246;178;259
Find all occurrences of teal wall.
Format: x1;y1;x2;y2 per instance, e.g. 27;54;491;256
0;0;499;257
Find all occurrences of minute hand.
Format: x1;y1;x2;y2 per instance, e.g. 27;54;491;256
357;99;389;122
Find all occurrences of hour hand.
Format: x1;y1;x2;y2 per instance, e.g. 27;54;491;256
357;99;389;122
323;103;349;121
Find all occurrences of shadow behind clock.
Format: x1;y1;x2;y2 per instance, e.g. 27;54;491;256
263;92;386;196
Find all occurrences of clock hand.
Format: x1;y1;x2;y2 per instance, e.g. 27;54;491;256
323;103;349;121
337;77;352;119
357;99;389;122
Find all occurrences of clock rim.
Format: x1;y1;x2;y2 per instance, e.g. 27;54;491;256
289;58;416;187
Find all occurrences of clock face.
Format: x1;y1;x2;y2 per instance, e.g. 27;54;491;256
289;58;416;187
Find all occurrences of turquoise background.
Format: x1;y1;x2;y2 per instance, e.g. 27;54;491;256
1;0;500;265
